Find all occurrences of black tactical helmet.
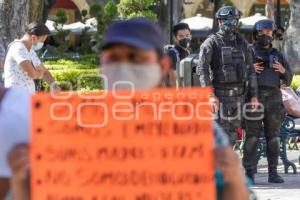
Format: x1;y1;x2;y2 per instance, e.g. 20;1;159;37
253;19;275;40
215;6;241;20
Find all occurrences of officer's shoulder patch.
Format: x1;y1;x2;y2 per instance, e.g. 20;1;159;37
206;34;220;45
206;33;217;40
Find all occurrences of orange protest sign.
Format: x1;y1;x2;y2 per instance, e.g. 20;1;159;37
31;88;215;200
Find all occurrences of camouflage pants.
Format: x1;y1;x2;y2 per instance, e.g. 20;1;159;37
243;88;285;171
216;94;245;145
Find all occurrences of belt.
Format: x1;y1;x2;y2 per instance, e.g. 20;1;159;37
215;87;245;97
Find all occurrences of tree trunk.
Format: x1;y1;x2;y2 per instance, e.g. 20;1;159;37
0;0;44;48
266;0;275;21
213;0;223;32
284;0;300;73
173;0;183;24
157;0;169;43
43;0;57;23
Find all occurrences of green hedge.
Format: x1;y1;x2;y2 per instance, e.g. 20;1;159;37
44;55;99;70
43;69;102;91
43;55;102;91
291;75;300;90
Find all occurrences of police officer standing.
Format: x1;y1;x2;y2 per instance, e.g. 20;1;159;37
243;19;293;184
197;6;259;144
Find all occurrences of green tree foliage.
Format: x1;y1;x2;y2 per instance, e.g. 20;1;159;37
118;0;157;21
53;8;70;56
223;0;233;6
89;0;118;51
78;9;92;55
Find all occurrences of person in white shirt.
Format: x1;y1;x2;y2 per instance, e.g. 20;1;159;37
0;87;29;199
4;22;59;94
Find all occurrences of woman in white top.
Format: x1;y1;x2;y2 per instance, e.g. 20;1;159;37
4;22;59;94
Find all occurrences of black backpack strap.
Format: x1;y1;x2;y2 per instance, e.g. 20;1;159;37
169;47;180;63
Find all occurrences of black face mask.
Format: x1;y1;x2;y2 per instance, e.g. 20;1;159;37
179;38;191;49
220;24;237;34
257;34;273;46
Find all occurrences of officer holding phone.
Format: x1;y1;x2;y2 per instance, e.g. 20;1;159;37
243;19;293;184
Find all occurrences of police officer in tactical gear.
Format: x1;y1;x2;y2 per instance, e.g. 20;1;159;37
243;19;293;184
197;6;259;144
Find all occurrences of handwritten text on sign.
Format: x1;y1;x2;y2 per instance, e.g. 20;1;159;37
31;88;215;200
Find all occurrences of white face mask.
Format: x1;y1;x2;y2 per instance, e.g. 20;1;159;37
102;63;162;90
32;42;44;51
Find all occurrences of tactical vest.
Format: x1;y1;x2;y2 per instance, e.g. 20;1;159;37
209;33;248;87
251;45;282;88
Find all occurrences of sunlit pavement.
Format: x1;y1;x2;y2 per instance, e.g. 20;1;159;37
252;150;300;200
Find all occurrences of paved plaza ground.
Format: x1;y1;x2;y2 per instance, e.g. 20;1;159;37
253;150;300;200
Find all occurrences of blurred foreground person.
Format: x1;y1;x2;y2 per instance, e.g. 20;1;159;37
101;18;249;200
0;87;29;199
8;18;250;200
243;19;293;184
4;22;59;94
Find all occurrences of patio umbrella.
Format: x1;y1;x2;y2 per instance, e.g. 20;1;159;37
46;20;56;32
63;21;87;35
181;14;213;38
239;13;268;32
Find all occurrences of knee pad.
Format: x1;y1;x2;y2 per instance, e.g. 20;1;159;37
244;136;259;152
267;137;280;150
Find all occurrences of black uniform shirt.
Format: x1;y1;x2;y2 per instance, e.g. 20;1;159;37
167;45;190;70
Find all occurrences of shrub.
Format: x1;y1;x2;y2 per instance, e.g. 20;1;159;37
291;75;300;90
90;1;118;51
42;56;102;91
43;69;102;91
118;0;157;21
44;55;99;70
53;9;70;56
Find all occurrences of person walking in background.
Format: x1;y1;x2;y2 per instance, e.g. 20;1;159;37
4;22;59;94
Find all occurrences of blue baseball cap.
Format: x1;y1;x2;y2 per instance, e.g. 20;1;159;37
102;18;165;54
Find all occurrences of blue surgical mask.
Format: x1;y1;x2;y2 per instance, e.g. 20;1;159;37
32;42;44;51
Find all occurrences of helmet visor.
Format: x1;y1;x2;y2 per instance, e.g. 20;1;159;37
223;18;238;26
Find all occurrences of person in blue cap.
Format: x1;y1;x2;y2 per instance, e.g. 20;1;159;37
7;18;250;200
100;18;250;200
